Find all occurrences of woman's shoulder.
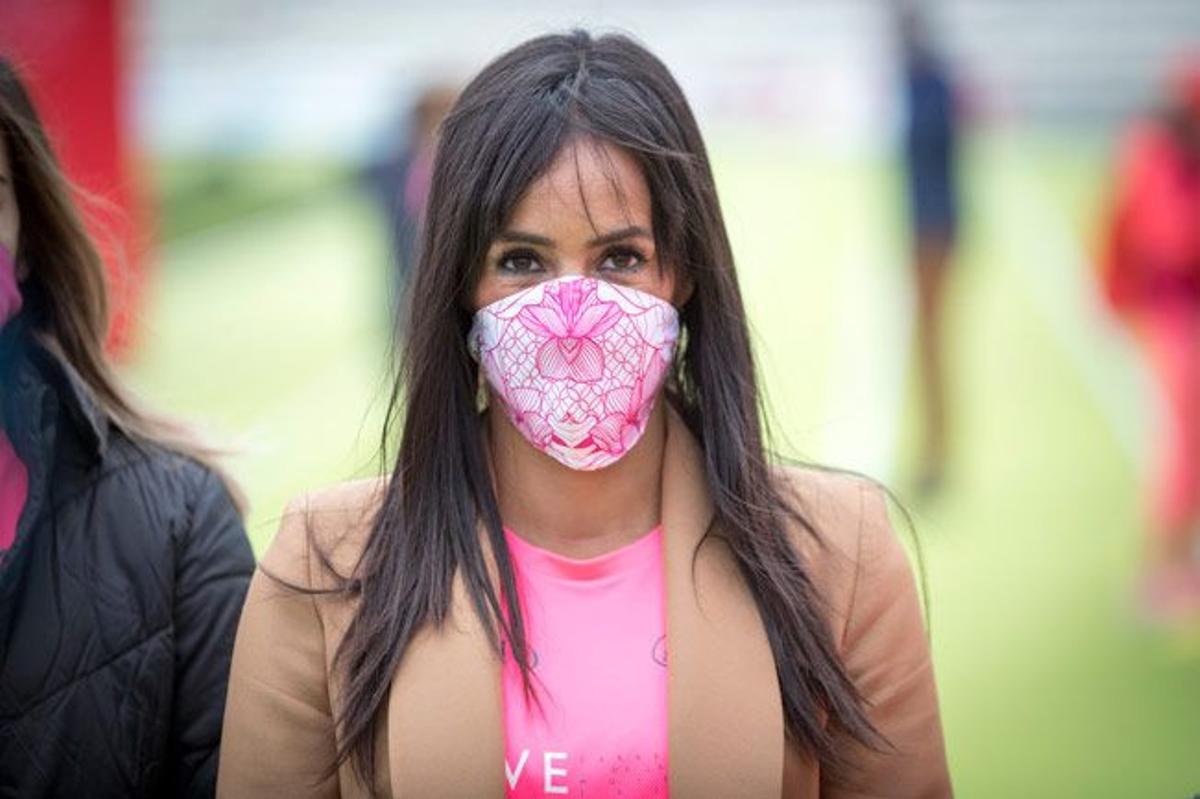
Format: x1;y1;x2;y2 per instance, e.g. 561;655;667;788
771;464;913;647
772;466;948;793
108;435;218;491
773;463;891;553
85;433;240;540
259;476;389;590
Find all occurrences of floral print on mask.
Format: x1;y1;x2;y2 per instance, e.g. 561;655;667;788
469;276;680;471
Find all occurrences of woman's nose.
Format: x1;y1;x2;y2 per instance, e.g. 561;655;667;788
551;258;589;278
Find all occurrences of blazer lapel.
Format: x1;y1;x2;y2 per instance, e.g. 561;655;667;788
385;406;784;798
662;407;784;798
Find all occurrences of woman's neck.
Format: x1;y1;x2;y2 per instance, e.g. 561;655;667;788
485;401;666;559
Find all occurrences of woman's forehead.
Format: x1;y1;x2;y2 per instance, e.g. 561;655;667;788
505;137;651;238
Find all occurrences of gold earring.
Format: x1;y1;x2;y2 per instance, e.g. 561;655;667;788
475;368;490;413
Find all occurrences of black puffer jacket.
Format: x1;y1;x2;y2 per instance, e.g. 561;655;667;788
0;318;255;798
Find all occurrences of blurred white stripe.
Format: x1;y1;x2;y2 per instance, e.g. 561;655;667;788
989;134;1148;467
816;180;911;480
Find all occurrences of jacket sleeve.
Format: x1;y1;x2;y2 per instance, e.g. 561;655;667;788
171;468;256;798
821;484;953;798
217;497;342;799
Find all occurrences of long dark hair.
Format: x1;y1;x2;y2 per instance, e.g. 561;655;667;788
331;29;882;789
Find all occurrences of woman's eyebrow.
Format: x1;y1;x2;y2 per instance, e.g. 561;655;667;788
587;225;651;247
494;225;651;248
496;229;554;247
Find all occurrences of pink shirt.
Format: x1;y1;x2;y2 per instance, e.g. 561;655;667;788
0;428;27;550
501;525;669;799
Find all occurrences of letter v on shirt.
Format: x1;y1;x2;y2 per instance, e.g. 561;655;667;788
501;525;670;798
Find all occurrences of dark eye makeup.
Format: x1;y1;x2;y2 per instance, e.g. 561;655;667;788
599;246;648;273
494;244;650;275
497;248;543;274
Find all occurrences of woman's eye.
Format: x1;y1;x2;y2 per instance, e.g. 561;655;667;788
499;250;543;273
600;248;645;272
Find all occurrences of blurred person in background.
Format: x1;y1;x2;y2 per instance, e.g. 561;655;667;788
0;59;254;796
362;84;456;314
1101;54;1200;622
898;3;961;498
219;30;950;798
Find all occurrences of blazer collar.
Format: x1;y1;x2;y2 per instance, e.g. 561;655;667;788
386;405;783;798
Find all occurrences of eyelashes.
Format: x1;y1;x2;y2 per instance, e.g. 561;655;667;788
600;246;647;272
497;247;542;274
495;245;649;274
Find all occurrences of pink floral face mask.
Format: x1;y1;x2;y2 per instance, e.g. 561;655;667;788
0;245;22;327
469;275;680;471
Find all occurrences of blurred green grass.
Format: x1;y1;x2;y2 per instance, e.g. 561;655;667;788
124;134;1199;797
150;157;353;242
126;175;392;545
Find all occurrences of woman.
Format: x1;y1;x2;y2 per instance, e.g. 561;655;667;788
219;31;951;798
0;59;255;797
1102;55;1200;620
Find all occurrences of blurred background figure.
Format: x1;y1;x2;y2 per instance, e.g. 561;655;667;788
361;84;457;316
897;1;961;498
1101;53;1200;622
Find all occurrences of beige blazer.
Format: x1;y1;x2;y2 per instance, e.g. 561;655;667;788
218;409;952;798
